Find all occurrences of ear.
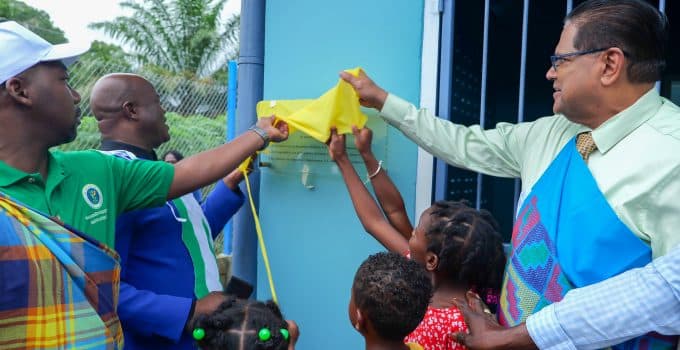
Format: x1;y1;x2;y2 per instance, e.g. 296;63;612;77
600;48;626;86
425;252;439;272
4;77;32;107
355;308;366;334
122;101;139;120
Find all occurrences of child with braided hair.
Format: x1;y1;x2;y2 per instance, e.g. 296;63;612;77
328;127;507;350
191;295;299;350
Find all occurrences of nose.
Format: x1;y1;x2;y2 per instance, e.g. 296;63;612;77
545;65;557;81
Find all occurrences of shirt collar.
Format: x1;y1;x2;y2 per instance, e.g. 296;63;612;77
0;159;30;187
591;88;662;154
0;152;65;187
100;140;158;161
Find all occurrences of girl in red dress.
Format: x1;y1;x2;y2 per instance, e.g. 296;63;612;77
328;127;506;350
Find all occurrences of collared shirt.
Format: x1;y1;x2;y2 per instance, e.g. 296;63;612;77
0;150;174;248
526;244;680;350
98;141;245;349
101;139;158;160
99;140;201;201
380;88;680;257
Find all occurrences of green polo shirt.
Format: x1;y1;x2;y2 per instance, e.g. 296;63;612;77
0;150;174;248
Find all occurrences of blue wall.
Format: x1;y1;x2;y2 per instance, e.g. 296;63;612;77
259;1;424;348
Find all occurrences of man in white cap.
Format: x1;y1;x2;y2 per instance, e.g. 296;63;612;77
0;21;288;349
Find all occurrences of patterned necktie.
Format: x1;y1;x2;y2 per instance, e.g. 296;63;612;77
576;131;597;162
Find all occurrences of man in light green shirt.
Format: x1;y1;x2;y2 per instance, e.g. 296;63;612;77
341;2;679;259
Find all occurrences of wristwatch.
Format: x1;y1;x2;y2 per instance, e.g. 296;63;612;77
249;125;270;150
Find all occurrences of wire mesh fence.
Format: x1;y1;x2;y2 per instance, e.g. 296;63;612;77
58;58;230;177
56;59;233;254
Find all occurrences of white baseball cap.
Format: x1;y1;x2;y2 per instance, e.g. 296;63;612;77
0;21;90;84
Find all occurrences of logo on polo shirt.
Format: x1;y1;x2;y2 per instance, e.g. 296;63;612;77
82;184;103;210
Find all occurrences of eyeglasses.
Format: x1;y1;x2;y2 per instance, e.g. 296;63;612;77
550;48;608;71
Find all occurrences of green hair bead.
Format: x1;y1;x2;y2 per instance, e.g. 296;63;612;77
280;329;290;341
258;328;272;341
192;328;205;340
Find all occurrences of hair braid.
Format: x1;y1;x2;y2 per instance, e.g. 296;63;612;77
193;296;289;350
425;201;506;306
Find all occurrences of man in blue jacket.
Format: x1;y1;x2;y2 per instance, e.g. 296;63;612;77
91;73;249;349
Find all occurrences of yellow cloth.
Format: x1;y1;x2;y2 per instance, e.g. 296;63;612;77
406;342;425;350
238;156;253;173
256;67;368;142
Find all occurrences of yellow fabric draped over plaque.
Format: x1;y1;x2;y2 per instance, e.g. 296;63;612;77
256;67;368;143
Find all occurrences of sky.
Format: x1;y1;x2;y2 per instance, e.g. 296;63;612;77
21;0;241;46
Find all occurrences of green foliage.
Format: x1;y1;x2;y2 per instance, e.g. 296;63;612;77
59;116;101;151
0;0;66;44
157;112;227;157
80;41;133;71
138;66;229;117
89;0;239;78
58;112;227;156
87;0;238;116
68;42;133;116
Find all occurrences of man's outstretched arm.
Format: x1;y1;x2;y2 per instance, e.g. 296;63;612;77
455;244;680;350
527;243;680;350
168;116;288;199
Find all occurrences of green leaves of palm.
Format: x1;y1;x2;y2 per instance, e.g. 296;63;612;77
89;0;239;78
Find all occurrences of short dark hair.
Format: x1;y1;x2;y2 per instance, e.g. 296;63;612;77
352;252;432;341
425;200;506;306
193;296;289;350
566;0;668;83
162;149;184;161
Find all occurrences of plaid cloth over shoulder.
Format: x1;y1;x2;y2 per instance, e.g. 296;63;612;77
0;193;122;349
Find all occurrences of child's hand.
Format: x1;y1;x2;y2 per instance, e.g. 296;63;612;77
327;127;347;161
352;126;373;155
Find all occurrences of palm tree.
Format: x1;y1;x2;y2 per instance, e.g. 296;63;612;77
90;0;239;115
1;0;67;44
90;0;239;78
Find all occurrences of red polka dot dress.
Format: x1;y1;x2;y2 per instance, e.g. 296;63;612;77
404;305;468;350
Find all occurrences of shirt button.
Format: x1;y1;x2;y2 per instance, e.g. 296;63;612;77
28;178;35;183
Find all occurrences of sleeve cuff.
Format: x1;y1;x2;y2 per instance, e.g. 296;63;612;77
117;283;194;342
159;161;176;202
202;180;245;235
184;298;197;332
379;93;413;128
213;180;245;203
526;305;576;350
